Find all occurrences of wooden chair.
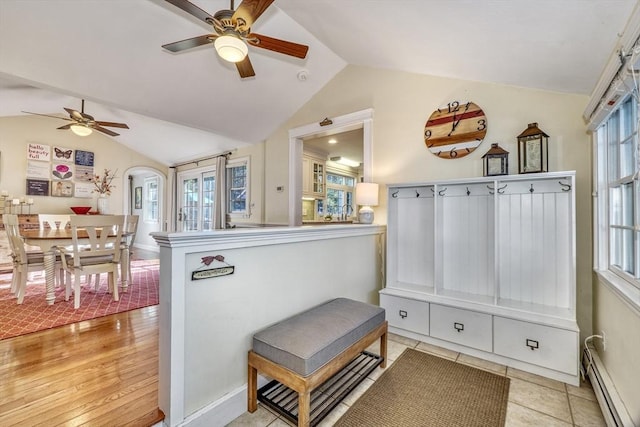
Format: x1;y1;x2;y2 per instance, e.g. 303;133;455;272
3;214;53;304
38;214;71;230
60;215;125;309
38;214;72;286
121;215;139;285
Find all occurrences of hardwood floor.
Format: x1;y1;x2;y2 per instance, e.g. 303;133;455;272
0;249;162;427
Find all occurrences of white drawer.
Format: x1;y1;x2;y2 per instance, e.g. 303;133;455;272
380;293;429;336
430;304;492;352
494;317;578;375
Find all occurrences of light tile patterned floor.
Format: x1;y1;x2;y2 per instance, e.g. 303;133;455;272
228;333;606;427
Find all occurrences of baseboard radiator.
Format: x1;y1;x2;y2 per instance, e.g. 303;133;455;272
582;345;635;427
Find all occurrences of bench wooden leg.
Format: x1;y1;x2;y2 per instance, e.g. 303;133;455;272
380;329;388;368
248;363;258;413
298;390;311;427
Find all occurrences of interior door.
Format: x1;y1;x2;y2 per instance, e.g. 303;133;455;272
178;170;215;231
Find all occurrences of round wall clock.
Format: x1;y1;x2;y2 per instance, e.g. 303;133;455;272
424;101;487;159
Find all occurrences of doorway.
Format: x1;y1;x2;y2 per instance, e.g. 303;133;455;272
288;109;374;226
123;166;165;252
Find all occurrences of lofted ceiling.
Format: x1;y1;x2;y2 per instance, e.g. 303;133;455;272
0;0;637;166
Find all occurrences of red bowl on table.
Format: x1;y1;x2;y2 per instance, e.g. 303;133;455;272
70;206;92;215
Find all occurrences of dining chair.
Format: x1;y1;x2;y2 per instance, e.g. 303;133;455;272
38;214;72;286
60;215;125;309
121;215;139;285
3;214;61;304
38;214;71;231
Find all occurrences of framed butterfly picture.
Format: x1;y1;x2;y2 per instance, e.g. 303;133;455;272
53;146;74;163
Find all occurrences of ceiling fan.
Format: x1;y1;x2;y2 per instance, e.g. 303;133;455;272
22;99;130;137
162;0;309;78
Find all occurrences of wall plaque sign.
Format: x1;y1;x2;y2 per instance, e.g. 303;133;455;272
191;255;234;280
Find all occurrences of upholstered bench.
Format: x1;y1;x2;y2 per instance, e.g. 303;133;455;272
247;298;387;427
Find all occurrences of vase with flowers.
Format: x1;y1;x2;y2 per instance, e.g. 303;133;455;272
92;169;117;214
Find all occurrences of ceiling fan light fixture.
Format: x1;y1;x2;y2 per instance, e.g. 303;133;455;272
214;35;248;63
70;123;92;137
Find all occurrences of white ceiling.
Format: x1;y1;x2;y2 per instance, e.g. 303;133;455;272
0;0;637;166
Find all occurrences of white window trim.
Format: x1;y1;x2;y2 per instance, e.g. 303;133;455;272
227;156;250;219
593;94;640;313
143;176;159;224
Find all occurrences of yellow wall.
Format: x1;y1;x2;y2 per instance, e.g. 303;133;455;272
0;115;167;214
264;64;593;337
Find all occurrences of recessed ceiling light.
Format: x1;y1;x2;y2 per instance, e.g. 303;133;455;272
328;139;337;144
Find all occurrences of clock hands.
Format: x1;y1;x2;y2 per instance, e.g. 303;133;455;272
448;112;461;136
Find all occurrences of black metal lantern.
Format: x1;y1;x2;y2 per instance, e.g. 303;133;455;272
482;143;509;176
517;122;549;174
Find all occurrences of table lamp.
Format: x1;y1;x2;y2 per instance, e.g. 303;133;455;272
355;182;379;224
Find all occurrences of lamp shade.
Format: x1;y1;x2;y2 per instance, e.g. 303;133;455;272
70;124;92;136
355;182;379;206
214;35;248;63
355;182;379;224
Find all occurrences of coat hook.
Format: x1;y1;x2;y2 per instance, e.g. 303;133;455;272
529;184;535;193
498;184;508;194
559;181;572;192
466;187;471;196
415;189;420;197
392;190;399;198
438;187;447;196
487;184;495;195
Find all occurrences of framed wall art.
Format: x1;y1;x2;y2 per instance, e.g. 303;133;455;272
135;186;142;209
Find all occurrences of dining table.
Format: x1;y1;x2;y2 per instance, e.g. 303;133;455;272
21;228;133;305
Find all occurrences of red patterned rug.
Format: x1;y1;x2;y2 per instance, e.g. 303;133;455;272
0;259;159;340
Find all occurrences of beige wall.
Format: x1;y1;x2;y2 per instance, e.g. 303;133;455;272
264;64;593;337
593;279;640;423
0;115;167;214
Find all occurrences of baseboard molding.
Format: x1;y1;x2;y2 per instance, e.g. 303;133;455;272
173;377;269;427
583;344;635;427
132;243;159;253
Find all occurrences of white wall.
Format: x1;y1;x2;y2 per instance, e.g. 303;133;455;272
263;65;593;338
0;115;167;215
153;225;385;426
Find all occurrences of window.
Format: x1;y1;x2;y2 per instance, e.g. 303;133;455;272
595;95;640;300
325;171;355;216
144;177;159;223
227;157;250;217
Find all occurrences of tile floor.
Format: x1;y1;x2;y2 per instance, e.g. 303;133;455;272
228;333;606;427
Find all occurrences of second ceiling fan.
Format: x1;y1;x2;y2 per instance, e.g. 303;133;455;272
162;0;309;78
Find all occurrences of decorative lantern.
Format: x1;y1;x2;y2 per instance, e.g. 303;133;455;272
482;143;509;176
517;122;549;174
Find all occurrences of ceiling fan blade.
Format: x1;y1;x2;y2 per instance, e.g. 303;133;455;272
21;111;72;121
162;34;215;52
236;55;256;78
247;33;308;59
233;0;274;30
96;121;130;129
57;124;73;130
93;125;120;137
164;0;215;25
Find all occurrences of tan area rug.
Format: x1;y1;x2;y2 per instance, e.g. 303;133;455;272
335;348;510;427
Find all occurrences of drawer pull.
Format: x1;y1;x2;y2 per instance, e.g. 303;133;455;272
399;310;408;319
526;339;539;350
454;322;464;332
